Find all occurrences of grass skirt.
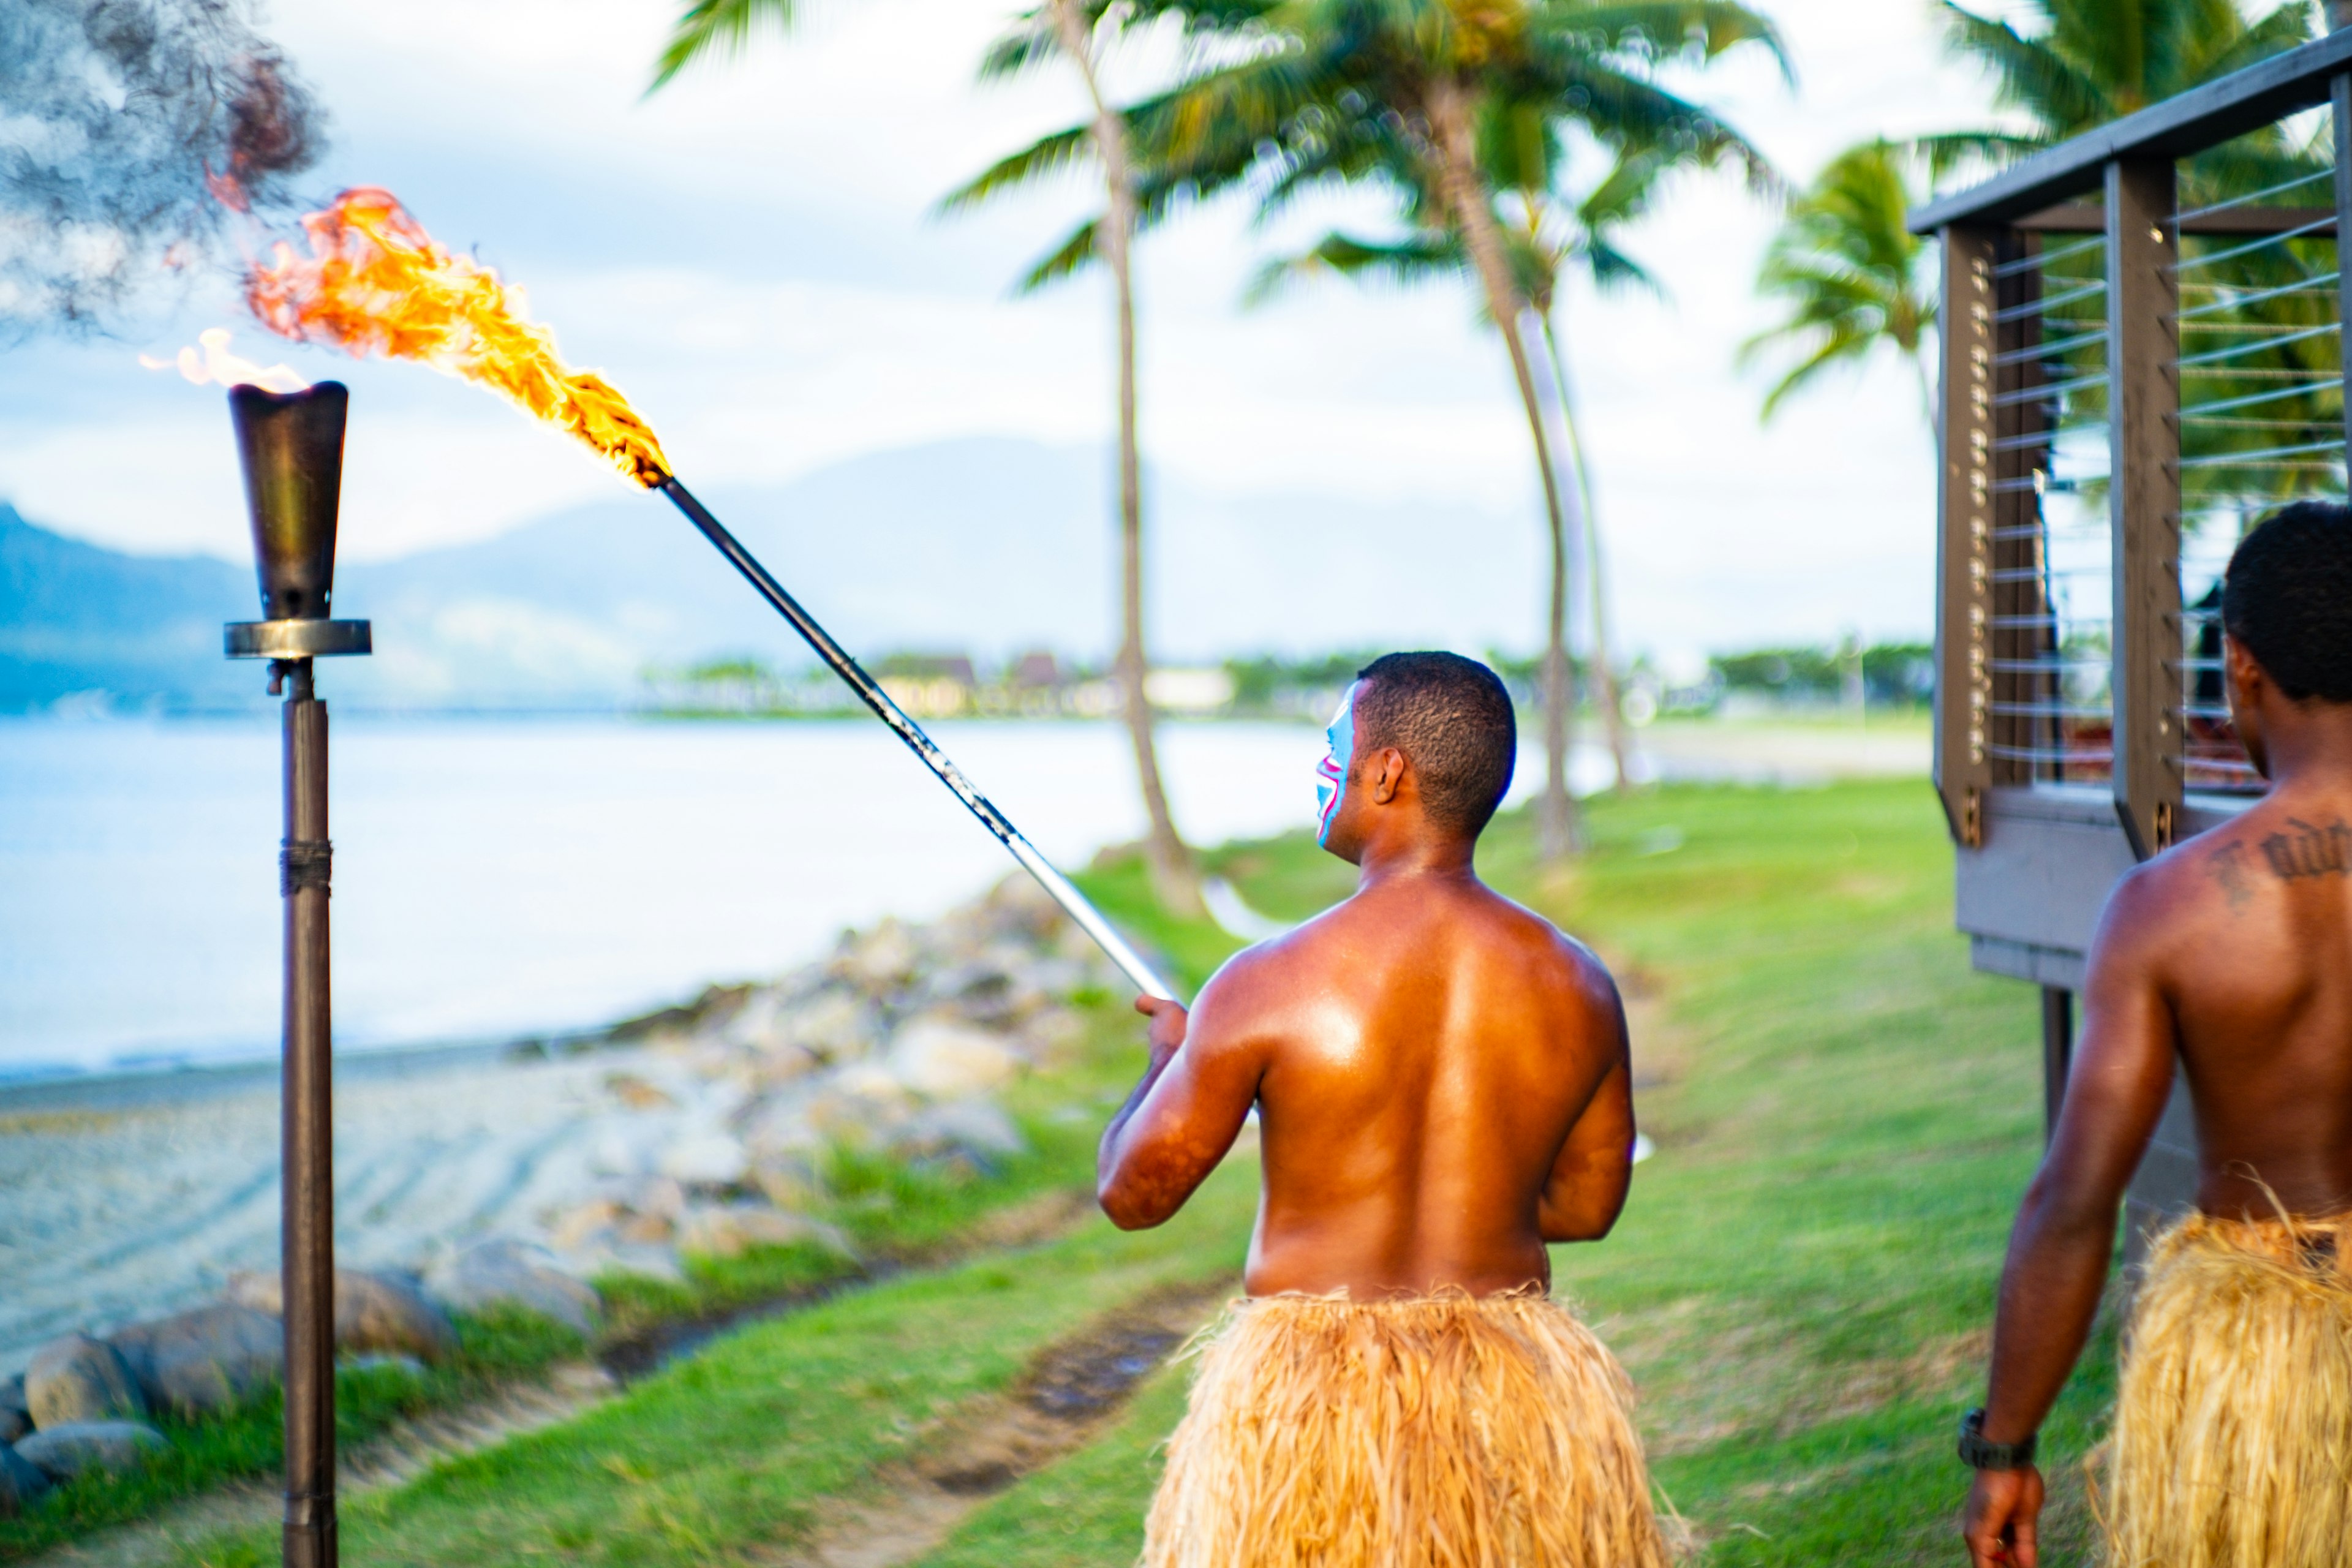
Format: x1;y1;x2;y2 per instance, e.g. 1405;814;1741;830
1141;1290;1668;1568
2104;1212;2352;1567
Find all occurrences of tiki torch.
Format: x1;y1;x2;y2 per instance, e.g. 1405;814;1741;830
239;188;1176;1002
224;380;369;1568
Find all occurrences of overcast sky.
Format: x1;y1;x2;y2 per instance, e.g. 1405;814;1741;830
0;0;2035;663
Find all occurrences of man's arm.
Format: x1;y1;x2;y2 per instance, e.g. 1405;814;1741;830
1536;997;1635;1242
1096;963;1268;1231
1963;873;2179;1568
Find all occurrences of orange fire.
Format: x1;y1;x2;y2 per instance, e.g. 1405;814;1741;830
247;188;671;487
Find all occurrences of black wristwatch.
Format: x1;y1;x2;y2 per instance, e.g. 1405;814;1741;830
1958;1408;2037;1471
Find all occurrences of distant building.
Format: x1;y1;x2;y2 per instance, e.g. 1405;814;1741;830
1009;650;1061;689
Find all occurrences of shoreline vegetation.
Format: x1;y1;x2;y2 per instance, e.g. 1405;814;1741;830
5;777;2117;1566
634;643;1936;725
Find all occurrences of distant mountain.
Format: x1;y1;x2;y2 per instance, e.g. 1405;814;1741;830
0;437;1542;712
0;507;258;711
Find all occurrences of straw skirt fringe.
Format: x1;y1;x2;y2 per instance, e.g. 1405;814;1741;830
1141;1291;1668;1568
2105;1212;2352;1568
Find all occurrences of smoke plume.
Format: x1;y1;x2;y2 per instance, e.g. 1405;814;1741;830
0;0;327;340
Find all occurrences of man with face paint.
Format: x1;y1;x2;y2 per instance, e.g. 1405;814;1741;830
1099;651;1666;1568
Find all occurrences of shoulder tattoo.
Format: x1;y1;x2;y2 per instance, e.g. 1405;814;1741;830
2208;840;2256;914
2260;818;2352;884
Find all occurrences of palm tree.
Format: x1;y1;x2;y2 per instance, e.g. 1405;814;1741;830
1928;0;2315;173
1254;141;1694;796
654;0;1207;915
984;0;1784;859
1509;141;1678;795
1740;139;1936;429
1742;1;2316;430
943;1;1212;916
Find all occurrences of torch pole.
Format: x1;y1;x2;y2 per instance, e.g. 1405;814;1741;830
280;656;336;1568
222;380;367;1568
654;476;1178;1003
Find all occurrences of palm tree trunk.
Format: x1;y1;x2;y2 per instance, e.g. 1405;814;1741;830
1538;311;1632;793
1051;0;1201;916
1425;76;1580;860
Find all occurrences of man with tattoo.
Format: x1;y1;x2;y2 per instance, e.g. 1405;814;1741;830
1098;652;1667;1568
1964;502;2352;1567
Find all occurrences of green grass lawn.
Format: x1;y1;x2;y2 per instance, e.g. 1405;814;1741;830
160;779;2111;1567
923;780;2114;1567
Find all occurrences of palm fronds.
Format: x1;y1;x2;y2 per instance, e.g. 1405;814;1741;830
650;0;794;91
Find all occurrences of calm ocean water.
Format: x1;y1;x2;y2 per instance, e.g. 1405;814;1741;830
0;715;1580;1076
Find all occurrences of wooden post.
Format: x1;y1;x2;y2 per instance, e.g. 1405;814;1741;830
2105;159;2184;860
1937;227;1999;847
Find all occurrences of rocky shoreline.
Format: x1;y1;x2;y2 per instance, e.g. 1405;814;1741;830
0;872;1129;1511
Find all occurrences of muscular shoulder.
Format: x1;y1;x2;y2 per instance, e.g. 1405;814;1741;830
1473;887;1619;997
2094;818;2264;975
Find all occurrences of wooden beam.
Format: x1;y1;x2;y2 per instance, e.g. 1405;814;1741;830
2106;160;2185;862
1909;32;2352;232
1936;227;1999;848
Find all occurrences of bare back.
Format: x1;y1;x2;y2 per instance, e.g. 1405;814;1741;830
1096;869;1634;1299
2128;787;2352;1216
1240;878;1630;1295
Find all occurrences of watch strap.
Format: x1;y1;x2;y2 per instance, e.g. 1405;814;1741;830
1958;1408;2038;1471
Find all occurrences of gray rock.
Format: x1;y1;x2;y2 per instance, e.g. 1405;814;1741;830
547;1197;628;1254
424;1240;600;1336
888;1098;1027;1167
108;1304;282;1420
883;1017;1024;1098
0;1376;29;1445
778;989;883;1063
831;919;919;995
226;1269;458;1365
0;1442;49;1515
26;1335;144;1429
14;1421;166;1481
658;1128;748;1188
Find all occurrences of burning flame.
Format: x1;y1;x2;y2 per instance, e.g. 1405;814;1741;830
246;188;671;487
139;328;309;393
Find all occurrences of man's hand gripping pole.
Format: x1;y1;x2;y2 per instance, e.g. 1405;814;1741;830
654;476;1178;1003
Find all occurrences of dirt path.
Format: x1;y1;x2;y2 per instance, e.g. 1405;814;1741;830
761;1279;1231;1568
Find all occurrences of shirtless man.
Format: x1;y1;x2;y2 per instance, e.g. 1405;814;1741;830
1096;651;1666;1568
1962;502;2352;1568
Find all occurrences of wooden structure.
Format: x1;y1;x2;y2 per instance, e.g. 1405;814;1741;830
1911;34;2352;1234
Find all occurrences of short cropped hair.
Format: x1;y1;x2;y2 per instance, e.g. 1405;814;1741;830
1352;652;1517;835
2223;501;2352;703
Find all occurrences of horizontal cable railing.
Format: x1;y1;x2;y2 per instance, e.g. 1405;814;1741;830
2166;161;2342;794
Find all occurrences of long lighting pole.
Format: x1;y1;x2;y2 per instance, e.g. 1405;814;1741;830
654;477;1179;1003
224;382;373;1568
